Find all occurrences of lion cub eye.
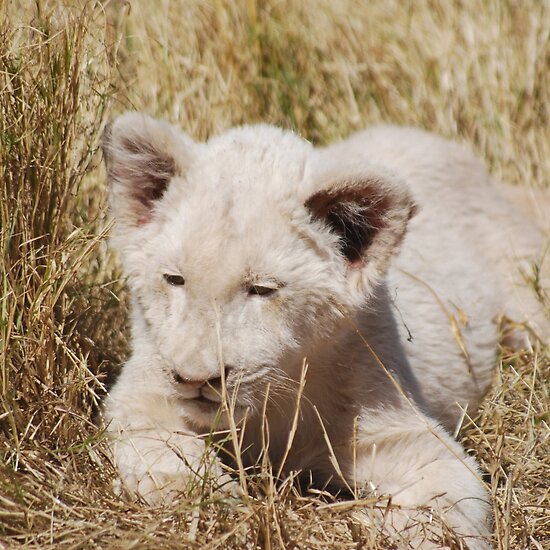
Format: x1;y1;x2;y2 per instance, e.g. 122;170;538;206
248;285;277;297
163;274;185;286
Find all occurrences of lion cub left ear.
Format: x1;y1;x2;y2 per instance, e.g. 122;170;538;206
102;112;196;228
306;162;417;296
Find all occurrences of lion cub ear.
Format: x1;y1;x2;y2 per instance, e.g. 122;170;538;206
102;112;196;227
306;161;417;296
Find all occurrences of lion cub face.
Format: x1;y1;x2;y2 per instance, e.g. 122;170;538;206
103;113;415;427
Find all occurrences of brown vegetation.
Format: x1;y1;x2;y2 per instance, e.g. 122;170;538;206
1;1;548;547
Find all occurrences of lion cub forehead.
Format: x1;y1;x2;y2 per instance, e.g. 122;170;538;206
160;127;317;282
192;125;314;197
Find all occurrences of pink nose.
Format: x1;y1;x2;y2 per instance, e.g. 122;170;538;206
181;377;206;388
172;372;208;388
172;367;231;388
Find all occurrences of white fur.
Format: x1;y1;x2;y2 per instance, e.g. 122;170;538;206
101;113;549;549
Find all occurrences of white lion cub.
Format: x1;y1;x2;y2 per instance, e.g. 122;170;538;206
102;113;548;549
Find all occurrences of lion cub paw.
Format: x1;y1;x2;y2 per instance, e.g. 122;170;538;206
110;430;239;505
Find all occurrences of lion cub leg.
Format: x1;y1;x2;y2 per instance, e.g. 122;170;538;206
351;408;492;549
103;389;235;505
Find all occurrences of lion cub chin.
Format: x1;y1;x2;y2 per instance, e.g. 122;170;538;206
101;113;548;549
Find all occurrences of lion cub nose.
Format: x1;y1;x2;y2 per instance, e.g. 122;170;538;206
172;367;231;388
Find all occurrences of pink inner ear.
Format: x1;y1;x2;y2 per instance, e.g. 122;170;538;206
348;258;365;269
306;186;390;265
137;213;152;226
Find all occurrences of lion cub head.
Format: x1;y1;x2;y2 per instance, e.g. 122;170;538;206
102;113;415;427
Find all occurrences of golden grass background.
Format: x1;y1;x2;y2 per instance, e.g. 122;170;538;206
1;0;549;547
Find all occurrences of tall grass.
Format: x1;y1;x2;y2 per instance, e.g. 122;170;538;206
1;0;111;432
1;0;548;547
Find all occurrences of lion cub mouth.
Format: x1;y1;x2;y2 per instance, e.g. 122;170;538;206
187;388;247;412
191;393;220;405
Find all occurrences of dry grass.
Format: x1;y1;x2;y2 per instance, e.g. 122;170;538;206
1;0;549;547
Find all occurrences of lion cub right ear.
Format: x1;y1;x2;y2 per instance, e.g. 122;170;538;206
305;157;417;300
102;112;196;227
